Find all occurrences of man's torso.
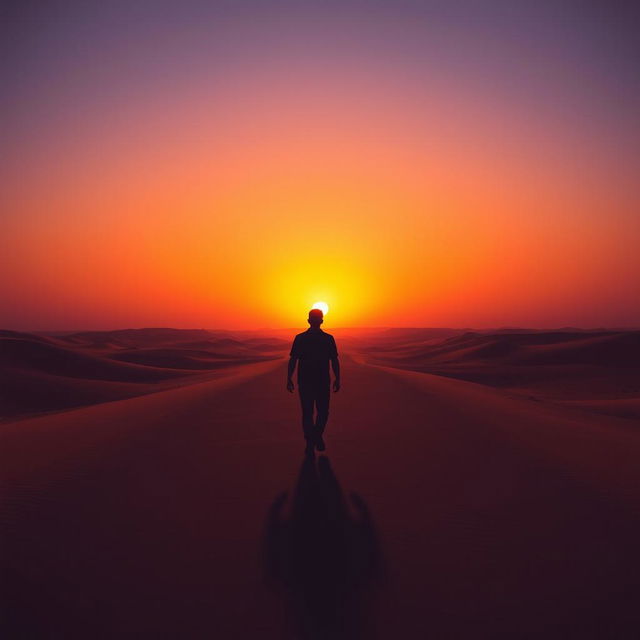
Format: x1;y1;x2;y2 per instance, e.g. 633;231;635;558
290;330;337;385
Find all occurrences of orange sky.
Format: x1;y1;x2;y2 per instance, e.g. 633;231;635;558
2;2;639;330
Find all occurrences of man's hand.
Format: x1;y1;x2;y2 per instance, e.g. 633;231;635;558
287;379;295;393
333;379;341;392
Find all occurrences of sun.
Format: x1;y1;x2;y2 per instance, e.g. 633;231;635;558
312;301;329;316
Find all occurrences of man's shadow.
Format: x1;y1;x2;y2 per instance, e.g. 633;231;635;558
263;455;384;639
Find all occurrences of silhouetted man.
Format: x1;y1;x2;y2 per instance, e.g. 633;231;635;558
287;309;340;455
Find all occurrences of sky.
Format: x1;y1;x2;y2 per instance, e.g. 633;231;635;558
1;0;639;330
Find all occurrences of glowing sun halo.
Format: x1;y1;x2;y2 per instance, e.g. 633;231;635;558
312;301;329;316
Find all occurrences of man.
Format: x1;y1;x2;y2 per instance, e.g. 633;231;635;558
287;308;340;455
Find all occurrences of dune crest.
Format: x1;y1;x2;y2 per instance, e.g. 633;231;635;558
353;328;640;421
0;328;287;420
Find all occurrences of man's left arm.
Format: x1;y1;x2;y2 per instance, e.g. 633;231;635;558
330;337;340;392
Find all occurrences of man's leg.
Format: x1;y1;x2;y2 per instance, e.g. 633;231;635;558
314;382;330;435
298;384;315;441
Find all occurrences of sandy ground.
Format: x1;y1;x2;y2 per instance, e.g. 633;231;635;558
2;350;640;639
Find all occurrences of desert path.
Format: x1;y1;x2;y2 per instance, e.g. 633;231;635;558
2;351;640;639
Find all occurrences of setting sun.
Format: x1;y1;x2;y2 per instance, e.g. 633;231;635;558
312;301;329;316
1;0;638;334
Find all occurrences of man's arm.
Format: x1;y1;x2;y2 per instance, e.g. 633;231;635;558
287;357;297;392
287;336;299;392
331;355;340;392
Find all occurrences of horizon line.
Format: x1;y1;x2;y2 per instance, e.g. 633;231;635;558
4;325;639;334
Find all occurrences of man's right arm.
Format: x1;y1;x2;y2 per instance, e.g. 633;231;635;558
287;356;297;392
287;337;298;392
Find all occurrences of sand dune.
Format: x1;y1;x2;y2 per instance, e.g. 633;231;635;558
0;328;285;420
517;331;640;366
55;328;288;351
0;367;178;420
364;330;639;364
0;329;59;344
56;328;216;348
1;336;186;382
0;335;192;420
357;329;640;420
109;347;275;369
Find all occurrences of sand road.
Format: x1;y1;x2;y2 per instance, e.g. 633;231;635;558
2;352;639;638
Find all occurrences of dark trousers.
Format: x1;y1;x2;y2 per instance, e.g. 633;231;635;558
298;381;330;439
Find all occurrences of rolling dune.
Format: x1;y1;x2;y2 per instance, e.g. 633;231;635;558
0;329;286;420
358;329;640;421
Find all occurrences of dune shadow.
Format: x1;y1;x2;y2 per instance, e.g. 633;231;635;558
263;455;384;639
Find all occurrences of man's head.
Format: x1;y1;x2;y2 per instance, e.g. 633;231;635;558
308;308;324;328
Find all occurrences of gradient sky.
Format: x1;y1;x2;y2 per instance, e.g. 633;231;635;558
2;0;639;330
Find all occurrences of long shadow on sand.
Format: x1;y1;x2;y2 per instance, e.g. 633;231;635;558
263;455;383;640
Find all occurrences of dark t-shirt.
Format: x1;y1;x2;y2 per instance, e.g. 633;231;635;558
290;329;338;384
